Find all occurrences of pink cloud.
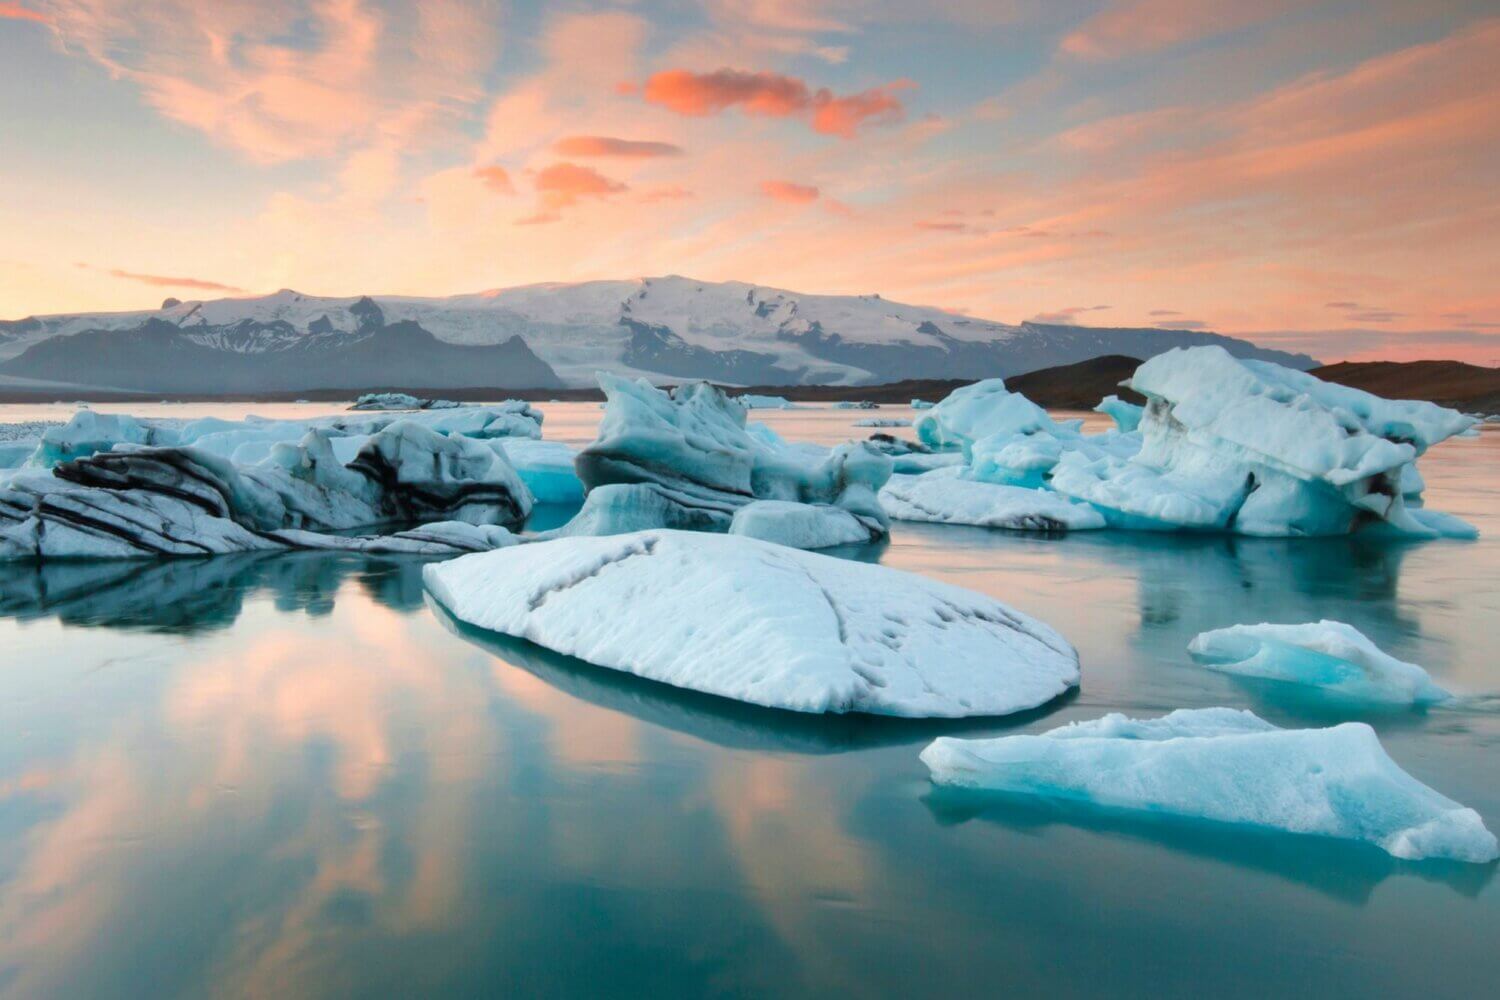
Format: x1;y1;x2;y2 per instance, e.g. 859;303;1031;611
1060;0;1293;60
552;136;685;158
100;267;246;293
760;180;820;203
473;165;515;194
519;162;629;224
641;67;909;137
0;3;47;23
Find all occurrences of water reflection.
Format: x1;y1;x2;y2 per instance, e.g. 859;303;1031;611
431;600;1074;755
922;788;1496;905
0;429;1495;997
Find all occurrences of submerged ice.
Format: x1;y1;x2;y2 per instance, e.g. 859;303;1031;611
922;708;1498;863
424;529;1080;718
1189;620;1451;705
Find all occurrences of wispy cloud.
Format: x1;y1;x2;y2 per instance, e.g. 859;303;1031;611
552;136;685;158
641;68;910;137
0;3;47;23
84;264;246;294
759;179;820;203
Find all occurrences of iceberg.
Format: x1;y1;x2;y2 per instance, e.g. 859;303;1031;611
833;400;879;409
921;708;1498;862
728;499;876;549
494;438;584;504
911;398;935;409
0;421;532;560
735;394;798;409
1051;347;1478;537
1095;394;1144;433
1188;620;1451;705
424;529;1080;717
914;378;1137;489
854;418;911;428
544;483;738;538
570;375;891;540
349;392;460;410
879;469;1105;532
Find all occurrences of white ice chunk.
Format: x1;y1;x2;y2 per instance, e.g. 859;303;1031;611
1188;620;1451;705
425;529;1080;718
729;499;876;549
921;708;1498;862
879;468;1105;532
1095;394;1144;433
735;394;799;409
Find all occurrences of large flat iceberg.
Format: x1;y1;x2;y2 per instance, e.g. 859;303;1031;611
1188;620;1451;706
921;708;1498;862
424;529;1080;718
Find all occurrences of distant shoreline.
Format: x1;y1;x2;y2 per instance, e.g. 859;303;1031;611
0;356;1494;413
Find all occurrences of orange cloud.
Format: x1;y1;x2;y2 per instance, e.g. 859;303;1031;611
474;165;515;194
520;162;629;224
810;81;911;138
552;135;685;158
760;179;819;203
93;267;246;293
0;2;47;23
642;67;908;137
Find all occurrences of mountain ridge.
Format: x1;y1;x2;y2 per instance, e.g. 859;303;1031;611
0;275;1317;392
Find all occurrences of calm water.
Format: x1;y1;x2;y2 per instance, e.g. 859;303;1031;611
1;403;1497;998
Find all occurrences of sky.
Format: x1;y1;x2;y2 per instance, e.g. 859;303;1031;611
1;0;1497;363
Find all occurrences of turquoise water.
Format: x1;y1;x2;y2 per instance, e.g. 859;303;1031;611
0;405;1496;998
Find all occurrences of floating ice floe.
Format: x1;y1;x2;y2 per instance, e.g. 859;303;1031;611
854;418;911;428
350;392;461;411
921;708;1498;862
833;400;879;410
425;529;1080;717
735;394;798;409
1188;620;1451;705
0;420;532;560
1051;347;1478;537
1095;394;1144;433
728;499;876;549
568;375;890;542
911;399;935;410
879;468;1104;532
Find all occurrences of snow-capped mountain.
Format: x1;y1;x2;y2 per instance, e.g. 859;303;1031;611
0;276;1316;393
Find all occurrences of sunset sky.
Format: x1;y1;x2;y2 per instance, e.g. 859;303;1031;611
2;1;1496;362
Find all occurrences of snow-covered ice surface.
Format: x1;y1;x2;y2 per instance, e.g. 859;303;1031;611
1189;620;1452;706
424;529;1080;718
879;468;1105;532
922;708;1498;863
568;376;890;541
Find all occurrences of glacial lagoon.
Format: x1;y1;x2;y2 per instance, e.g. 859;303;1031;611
0;403;1496;997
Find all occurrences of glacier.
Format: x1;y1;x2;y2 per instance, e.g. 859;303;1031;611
566;375;891;542
424;529;1080;718
1188;620;1451;706
921;708;1498;863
